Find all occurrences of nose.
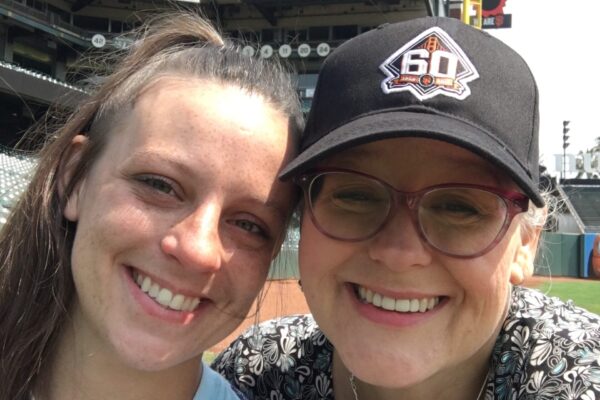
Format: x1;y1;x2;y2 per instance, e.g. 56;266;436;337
367;204;433;271
160;201;224;272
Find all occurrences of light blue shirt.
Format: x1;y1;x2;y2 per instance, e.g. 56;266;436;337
193;362;243;400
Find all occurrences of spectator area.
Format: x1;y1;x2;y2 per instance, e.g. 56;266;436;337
560;181;600;233
0;149;35;225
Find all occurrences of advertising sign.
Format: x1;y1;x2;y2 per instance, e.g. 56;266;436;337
482;0;511;29
582;234;600;279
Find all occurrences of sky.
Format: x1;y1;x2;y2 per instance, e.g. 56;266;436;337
486;1;599;176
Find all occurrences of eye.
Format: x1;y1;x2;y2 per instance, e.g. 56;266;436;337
431;201;480;215
327;186;386;213
136;175;178;197
231;218;268;238
421;189;503;226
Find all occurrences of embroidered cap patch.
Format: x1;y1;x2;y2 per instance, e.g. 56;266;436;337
380;27;479;100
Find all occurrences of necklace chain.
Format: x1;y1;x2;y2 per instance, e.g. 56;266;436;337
348;372;488;400
349;373;359;400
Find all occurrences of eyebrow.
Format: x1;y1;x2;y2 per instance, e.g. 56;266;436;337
250;198;289;221
125;150;197;178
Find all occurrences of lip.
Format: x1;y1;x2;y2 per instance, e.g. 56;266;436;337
346;283;446;327
123;266;209;324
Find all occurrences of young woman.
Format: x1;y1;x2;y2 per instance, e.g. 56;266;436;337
214;17;600;399
0;12;303;400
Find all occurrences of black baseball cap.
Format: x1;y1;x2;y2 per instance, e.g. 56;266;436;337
280;16;544;207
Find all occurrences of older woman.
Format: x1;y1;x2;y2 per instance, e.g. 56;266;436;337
214;17;600;400
0;12;302;400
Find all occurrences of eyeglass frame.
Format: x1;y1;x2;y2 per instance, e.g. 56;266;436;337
294;168;531;259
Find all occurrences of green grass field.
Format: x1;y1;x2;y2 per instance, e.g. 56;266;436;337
536;280;600;314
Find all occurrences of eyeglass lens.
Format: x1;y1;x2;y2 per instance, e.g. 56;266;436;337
307;172;509;257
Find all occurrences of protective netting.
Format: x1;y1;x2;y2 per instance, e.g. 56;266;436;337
0;147;36;225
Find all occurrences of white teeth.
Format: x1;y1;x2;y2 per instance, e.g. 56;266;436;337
169;294;185;310
132;271;201;312
157;288;173;306
358;286;439;313
381;296;396;311
141;276;151;292
409;299;419;312
359;286;366;299
181;297;192;311
428;297;435;310
419;299;428;312
395;299;410;312
372;293;382;307
149;283;160;298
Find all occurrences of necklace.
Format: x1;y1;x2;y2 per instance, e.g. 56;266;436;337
349;372;488;400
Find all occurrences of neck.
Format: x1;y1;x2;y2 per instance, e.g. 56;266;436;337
332;349;490;400
36;317;202;400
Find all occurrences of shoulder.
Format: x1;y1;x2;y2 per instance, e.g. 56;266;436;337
506;285;600;338
194;363;248;400
212;314;335;400
490;286;600;399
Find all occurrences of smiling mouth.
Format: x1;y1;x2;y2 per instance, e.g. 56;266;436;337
355;284;442;313
132;270;201;312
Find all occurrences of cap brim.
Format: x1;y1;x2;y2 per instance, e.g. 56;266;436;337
280;110;545;207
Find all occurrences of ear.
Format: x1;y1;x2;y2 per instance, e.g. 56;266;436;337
60;135;88;222
509;221;543;285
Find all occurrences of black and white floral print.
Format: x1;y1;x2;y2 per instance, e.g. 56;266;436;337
213;287;600;399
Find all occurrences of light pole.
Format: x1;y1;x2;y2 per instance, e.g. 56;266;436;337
562;120;570;180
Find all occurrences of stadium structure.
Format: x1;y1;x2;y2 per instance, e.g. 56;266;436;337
0;0;599;278
0;0;449;146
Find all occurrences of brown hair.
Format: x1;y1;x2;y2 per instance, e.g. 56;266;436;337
0;12;302;399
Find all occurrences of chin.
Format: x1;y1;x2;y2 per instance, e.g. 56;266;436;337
340;342;431;388
353;361;432;389
109;329;202;372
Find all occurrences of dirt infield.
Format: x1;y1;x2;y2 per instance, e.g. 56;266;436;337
208;275;595;354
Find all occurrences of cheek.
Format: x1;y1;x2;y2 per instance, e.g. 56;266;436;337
298;217;323;279
448;236;517;316
229;252;272;301
297;217;354;306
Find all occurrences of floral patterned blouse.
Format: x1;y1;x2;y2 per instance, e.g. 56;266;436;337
212;286;600;399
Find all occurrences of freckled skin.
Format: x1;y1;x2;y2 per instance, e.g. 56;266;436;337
57;78;295;392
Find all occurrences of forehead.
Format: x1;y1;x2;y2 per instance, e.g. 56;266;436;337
123;76;290;153
321;137;513;189
97;76;294;203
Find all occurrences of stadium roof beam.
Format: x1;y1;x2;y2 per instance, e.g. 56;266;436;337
245;0;375;5
248;1;277;26
0;64;87;109
425;0;448;16
71;0;96;12
0;3;89;47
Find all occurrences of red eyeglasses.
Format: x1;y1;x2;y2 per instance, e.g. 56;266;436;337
295;168;530;258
